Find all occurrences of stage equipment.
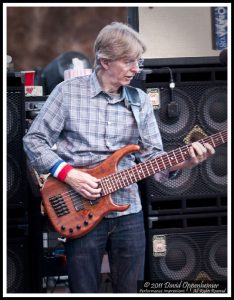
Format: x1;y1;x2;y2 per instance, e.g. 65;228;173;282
42;51;91;94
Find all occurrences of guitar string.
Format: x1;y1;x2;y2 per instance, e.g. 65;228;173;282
50;152;171;203
50;131;227;205
94;131;227;193
56;149;182;212
51;131;227;208
52;153;227;211
49;131;227;210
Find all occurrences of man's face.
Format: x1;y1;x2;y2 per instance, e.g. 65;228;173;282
106;58;142;87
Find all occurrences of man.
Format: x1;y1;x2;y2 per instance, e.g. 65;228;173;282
23;22;215;293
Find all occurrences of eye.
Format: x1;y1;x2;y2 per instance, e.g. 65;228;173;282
123;60;133;65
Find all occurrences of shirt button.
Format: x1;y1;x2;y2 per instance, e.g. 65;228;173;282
107;121;111;125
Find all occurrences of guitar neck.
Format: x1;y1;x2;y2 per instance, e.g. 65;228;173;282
100;129;227;196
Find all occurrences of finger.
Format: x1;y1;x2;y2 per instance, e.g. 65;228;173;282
188;143;205;166
89;175;101;183
80;189;101;200
204;142;215;155
83;184;102;194
77;171;100;188
85;179;100;189
192;141;207;157
188;145;198;160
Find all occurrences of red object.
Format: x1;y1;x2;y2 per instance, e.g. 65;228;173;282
57;164;74;182
24;71;35;86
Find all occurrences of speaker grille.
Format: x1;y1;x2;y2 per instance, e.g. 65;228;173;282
200;145;227;192
138;67;227;214
155;83;227;143
146;213;227;283
7;248;24;292
198;86;227;134
7;98;21;143
148;230;227;282
156;88;196;141
141;143;227;203
7;155;23;204
7;79;45;293
153;234;201;280
7;239;30;293
203;232;227;279
7;86;27;211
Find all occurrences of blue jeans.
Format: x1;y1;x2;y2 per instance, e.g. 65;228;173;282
64;210;146;293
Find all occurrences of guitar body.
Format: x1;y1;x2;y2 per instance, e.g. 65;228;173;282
41;144;140;239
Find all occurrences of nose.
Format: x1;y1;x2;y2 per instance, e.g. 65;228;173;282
130;62;140;72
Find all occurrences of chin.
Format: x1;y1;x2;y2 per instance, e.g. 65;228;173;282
123;79;131;85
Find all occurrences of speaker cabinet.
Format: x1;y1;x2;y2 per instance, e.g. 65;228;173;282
145;212;227;285
135;65;227;215
7;237;30;293
7;227;43;293
137;65;228;288
7;85;28;221
7;81;44;293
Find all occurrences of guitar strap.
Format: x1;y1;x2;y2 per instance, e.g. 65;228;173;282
124;86;178;178
123;85;143;139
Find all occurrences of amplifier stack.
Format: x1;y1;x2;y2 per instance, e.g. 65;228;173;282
132;59;228;288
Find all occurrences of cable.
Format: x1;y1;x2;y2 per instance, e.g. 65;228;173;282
162;67;179;118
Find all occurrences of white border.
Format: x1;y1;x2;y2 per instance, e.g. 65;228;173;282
3;2;231;298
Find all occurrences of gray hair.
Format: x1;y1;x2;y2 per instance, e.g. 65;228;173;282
93;22;146;70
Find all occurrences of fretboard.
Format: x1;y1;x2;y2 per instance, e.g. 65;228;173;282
100;129;227;196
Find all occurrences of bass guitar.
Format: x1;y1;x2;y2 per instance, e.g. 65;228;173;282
41;129;227;239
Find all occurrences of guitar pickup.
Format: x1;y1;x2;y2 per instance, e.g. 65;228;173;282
49;194;70;217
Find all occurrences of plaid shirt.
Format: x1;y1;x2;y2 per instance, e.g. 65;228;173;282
23;71;168;217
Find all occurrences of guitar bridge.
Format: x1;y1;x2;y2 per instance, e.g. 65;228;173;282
49;194;70;217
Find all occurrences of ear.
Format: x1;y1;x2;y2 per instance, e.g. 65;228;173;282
100;58;110;70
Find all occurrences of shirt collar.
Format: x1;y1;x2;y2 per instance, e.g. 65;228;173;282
90;71;103;98
90;71;133;107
